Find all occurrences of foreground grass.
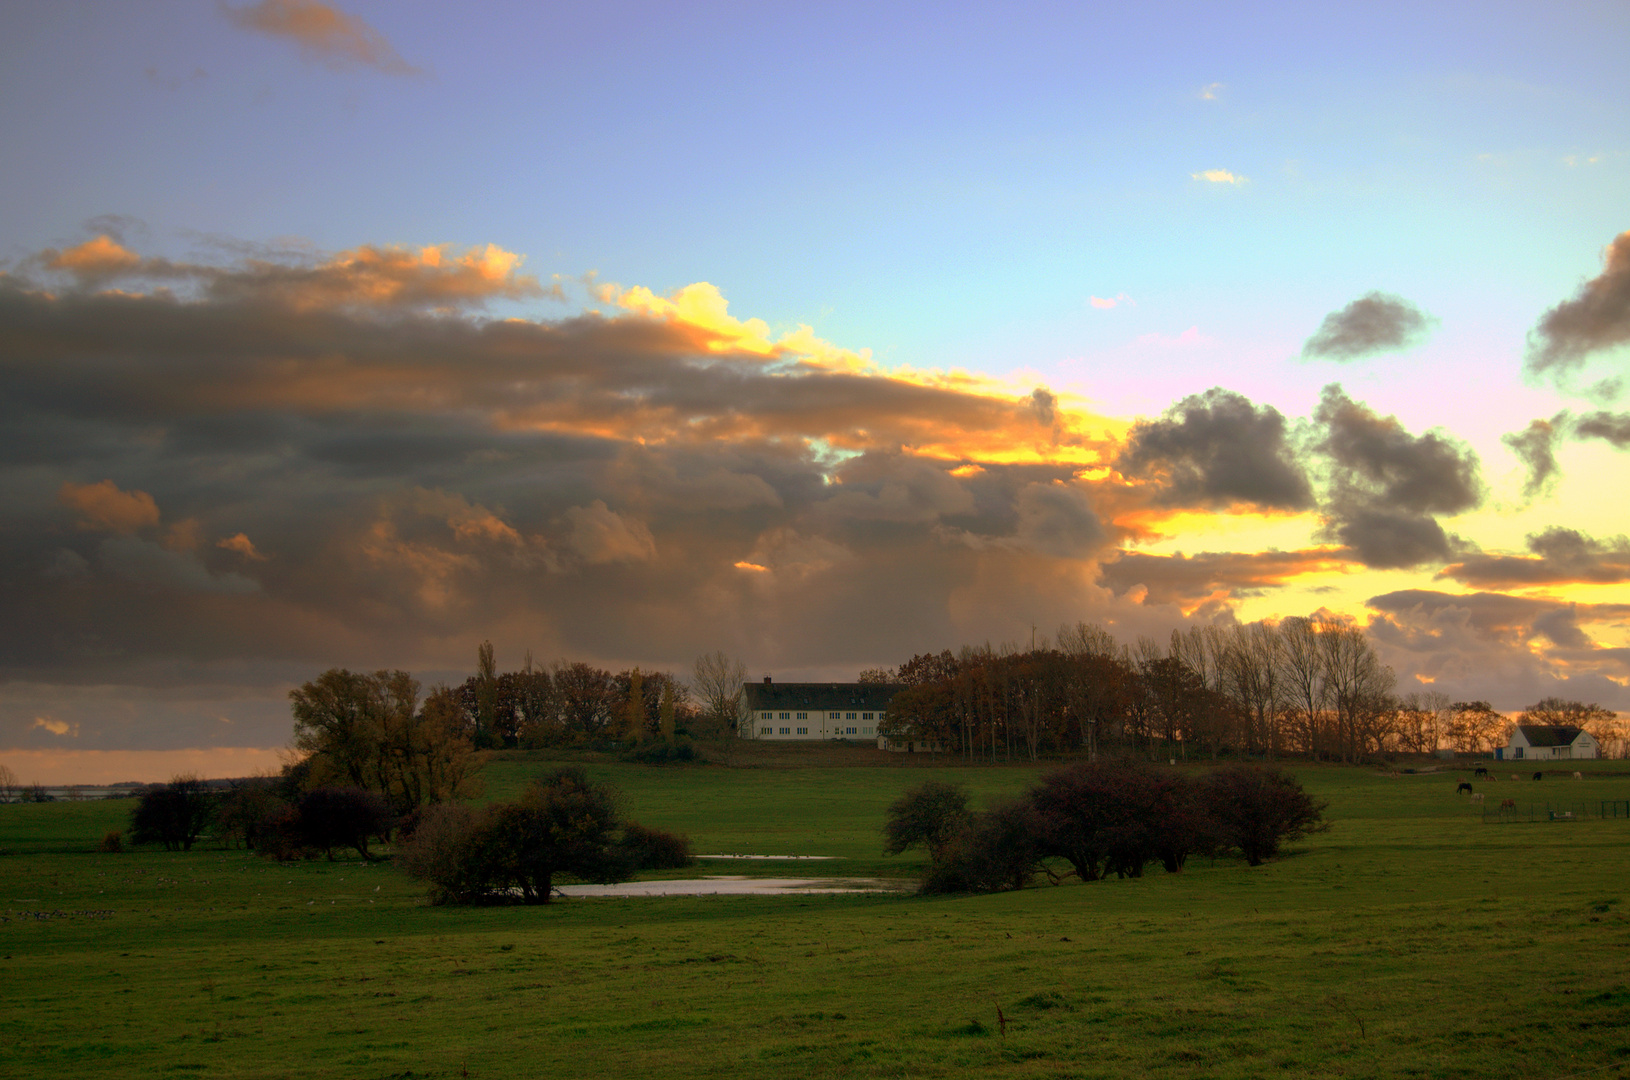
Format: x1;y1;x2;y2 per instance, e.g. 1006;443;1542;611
2;756;1629;1079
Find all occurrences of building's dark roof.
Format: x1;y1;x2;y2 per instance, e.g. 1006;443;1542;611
742;681;904;712
1516;724;1587;747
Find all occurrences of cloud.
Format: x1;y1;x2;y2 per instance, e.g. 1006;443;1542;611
1574;410;1630;448
45;235;142;280
1191;169;1246;185
1366;588;1630;707
1526;229;1630;394
1117;388;1315;511
97;536;260;595
1437;528;1630;588
59;480;161;534
1199;83;1224;101
1313;384;1483;568
222;0;424;77
564;501;657;565
32;717;77;737
1301;291;1435;361
1090;293;1134;309
32;237;551;310
1099;548;1350;608
217;533;268;561
1502;414;1565;499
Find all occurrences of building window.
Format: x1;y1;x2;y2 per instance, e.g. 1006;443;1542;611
846;726;858;735
759;727;771;735
779;727;790;735
830;712;841;720
1514;747;1524;759
796;712;807;719
761;712;772;720
796;726;807;735
777;712;787;720
846;712;856;720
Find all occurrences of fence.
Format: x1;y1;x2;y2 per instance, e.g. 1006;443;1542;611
1481;799;1630;824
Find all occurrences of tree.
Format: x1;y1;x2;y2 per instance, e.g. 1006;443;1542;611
0;762;17;803
622;668;646;743
129;775;217;852
553;661;617;737
882;780;972;861
691;651;747;736
289;669;479;818
1200;765;1327;866
214;778;287;851
1448;701;1504;754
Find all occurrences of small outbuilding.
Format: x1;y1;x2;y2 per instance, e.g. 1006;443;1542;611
1497;724;1599;761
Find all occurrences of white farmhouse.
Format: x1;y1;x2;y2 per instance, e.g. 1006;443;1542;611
1499;724;1599;762
740;677;902;743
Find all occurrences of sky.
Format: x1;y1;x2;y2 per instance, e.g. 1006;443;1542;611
2;0;1627;783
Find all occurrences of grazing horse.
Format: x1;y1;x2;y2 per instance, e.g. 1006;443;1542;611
1457;782;1473;794
1470;792;1485;803
1533;772;1543;781
1473;767;1489;778
1500;798;1516;810
1574;771;1583;780
1512;774;1520;781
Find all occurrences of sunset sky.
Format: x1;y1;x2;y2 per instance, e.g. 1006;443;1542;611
3;1;1628;783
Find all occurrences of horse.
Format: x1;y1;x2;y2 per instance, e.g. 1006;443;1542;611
1500;798;1516;810
1473;767;1489;778
1457;782;1473;794
1533;772;1543;781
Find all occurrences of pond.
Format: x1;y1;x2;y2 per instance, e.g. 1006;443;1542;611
556;875;908;897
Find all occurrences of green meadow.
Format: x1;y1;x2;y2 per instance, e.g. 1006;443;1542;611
3;750;1629;1079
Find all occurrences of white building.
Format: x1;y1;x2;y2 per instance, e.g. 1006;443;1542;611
1500;724;1599;761
740;678;901;743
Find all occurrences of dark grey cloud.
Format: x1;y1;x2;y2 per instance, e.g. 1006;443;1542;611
1116;388;1315;510
1437;528;1630;588
1575;410;1630;448
1502;413;1565;499
0;245;1153;752
1302;291;1435;361
1527;229;1630;395
1313;384;1483;568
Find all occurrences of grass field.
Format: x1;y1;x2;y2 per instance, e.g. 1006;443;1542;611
3;748;1629;1079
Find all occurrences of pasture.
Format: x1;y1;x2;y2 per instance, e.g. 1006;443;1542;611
2;752;1629;1079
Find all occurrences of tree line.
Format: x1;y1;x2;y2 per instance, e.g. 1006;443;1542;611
884;759;1328;894
876;618;1624;762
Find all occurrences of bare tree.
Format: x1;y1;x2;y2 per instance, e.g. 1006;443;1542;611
691;651;747;737
0;762;17;803
1278;616;1329;758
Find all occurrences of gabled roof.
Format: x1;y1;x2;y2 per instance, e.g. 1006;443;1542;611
742;681;904;712
1515;724;1587;747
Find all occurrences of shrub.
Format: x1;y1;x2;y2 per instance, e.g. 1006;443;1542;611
1200;764;1328;866
290;786;395;861
920;799;1048;895
395;802;483;904
129;776;217;851
98;830;123;853
883;780;972;861
620;820;694;869
397;768;631;905
622;739;696;764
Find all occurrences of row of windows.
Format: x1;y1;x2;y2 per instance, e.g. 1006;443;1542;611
757;726;877;737
762;711;877;721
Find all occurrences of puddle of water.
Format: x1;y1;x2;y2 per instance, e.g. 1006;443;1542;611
556;875;905;897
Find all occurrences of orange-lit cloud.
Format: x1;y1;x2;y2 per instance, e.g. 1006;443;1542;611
46;235;141;279
1192;169;1247;185
59;480;160;534
217;533;268;561
223;0;424;77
